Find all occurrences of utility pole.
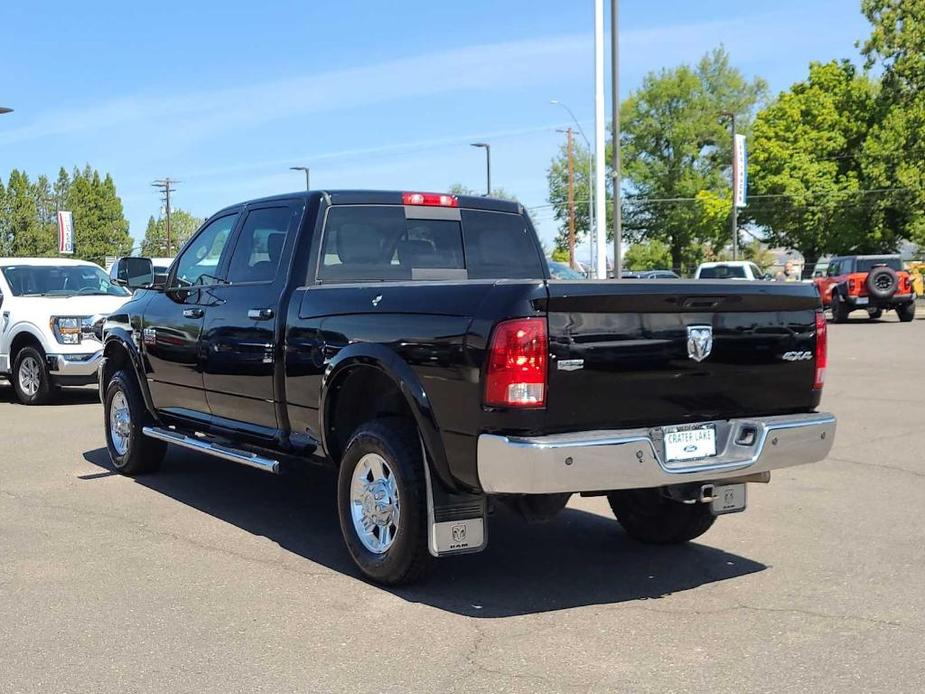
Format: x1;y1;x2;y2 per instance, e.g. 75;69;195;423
557;128;577;268
151;178;178;256
720;111;738;261
611;0;622;279
550;99;594;271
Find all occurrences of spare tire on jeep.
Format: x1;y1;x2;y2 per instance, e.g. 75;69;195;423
867;266;898;299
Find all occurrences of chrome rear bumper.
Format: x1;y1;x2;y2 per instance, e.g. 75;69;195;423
477;412;836;494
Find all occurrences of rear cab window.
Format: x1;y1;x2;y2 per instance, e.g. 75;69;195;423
699;265;747;279
316;205;545;283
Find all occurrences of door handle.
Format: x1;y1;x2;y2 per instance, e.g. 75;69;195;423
248;308;274;321
183;308;204;319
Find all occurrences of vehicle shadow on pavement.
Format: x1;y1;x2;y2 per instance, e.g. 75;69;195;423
0;383;100;405
82;446;766;618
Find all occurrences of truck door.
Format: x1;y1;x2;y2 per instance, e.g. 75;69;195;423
143;211;240;420
201;202;302;431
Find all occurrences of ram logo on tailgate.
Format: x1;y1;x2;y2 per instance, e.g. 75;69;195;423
686;325;713;362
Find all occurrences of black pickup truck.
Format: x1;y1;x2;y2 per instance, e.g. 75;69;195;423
101;190;836;584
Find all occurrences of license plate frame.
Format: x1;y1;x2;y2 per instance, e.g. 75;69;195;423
663;423;717;463
711;483;747;515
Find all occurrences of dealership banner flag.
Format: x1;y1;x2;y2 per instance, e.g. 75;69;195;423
734;134;747;208
57;211;74;254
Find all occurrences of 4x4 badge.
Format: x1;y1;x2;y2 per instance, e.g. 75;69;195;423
687;325;713;362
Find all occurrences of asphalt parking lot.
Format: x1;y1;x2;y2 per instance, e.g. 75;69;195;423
2;309;924;694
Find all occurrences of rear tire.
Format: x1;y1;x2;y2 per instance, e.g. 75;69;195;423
831;294;849;323
337;419;432;585
607;488;716;544
104;370;165;476
12;346;53;405
897;301;916;322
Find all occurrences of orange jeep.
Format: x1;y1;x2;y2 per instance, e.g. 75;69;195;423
815;255;916;323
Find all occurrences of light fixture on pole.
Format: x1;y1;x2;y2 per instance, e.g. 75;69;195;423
550;99;595;271
470;143;491;196
290;166;310;191
0;107;13;115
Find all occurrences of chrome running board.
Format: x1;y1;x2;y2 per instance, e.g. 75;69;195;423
142;426;280;474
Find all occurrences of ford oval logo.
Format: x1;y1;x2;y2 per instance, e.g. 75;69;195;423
683;444;697;453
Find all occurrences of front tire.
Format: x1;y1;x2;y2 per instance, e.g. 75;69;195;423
607;488;716;544
104;370;165;476
337;419;431;585
897;301;916;322
12;346;53;405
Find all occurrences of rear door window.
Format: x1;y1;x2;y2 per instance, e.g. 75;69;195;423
226;206;296;284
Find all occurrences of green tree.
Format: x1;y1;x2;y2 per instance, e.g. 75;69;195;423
860;0;925;247
623;240;672;271
140;209;204;256
620;48;767;273
65;165;133;265
447;183;518;201
544;141;594;251
5;170;54;257
748;61;886;268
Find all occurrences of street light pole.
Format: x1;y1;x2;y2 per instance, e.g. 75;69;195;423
290;166;310;191
550;99;594;272
611;0;622;279
721;111;738;261
470;143;491;196
593;0;607;279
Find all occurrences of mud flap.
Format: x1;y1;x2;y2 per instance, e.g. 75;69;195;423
421;439;488;557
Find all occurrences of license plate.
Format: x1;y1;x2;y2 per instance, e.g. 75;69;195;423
663;425;717;462
856;297;869;305
711;484;747;515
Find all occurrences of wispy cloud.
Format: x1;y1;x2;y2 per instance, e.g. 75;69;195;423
0;33;589;148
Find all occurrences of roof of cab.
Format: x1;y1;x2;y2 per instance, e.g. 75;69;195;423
0;257;102;267
215;190;523;216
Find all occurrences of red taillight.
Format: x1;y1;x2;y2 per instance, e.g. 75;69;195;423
484;318;547;408
814;310;827;390
848;278;858;294
402;192;459;207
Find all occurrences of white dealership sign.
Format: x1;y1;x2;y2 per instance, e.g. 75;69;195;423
57;210;74;254
733;133;748;208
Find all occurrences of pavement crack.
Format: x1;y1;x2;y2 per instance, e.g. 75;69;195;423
828;456;925;479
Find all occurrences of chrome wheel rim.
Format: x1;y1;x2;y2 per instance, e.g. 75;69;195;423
109;391;132;456
350;453;400;554
18;356;41;397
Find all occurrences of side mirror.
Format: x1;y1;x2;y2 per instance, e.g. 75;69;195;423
114;257;155;290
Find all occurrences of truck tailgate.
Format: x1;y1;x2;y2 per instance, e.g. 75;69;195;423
542;280;822;431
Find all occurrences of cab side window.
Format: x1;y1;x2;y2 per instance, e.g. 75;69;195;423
172;213;238;287
226;207;295;284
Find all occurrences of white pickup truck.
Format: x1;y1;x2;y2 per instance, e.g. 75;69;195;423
0;258;131;404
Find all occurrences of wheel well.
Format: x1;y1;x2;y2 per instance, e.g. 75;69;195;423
10;332;44;364
325;365;415;463
102;341;131;388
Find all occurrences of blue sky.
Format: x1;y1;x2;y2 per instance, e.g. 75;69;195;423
0;0;870;257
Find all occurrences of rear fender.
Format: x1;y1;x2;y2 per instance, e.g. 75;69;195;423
320;342;455;490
